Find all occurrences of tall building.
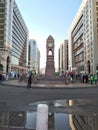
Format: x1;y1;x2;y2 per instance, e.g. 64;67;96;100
69;0;98;74
0;0;28;74
58;40;68;75
28;39;40;74
37;49;40;74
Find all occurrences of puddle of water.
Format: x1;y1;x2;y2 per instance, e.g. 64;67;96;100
0;99;98;130
0;111;71;130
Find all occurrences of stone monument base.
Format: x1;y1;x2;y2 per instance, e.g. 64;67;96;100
36;75;65;84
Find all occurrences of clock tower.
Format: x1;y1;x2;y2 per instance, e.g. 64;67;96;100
45;35;55;77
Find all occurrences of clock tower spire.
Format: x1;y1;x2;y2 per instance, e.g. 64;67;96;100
45;35;55;77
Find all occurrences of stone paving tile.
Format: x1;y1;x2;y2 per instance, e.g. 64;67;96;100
2;79;97;88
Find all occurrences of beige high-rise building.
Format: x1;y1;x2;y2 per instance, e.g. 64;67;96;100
58;40;68;75
0;0;28;74
69;0;98;74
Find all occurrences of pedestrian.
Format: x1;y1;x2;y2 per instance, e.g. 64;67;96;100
93;74;97;85
82;74;85;83
27;74;32;88
64;73;67;84
65;73;69;84
6;74;8;80
85;74;88;83
90;74;93;84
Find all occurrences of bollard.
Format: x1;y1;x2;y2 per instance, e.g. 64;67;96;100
36;104;48;130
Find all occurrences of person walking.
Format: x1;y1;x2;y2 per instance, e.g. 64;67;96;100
83;75;85;83
65;73;69;84
90;74;93;84
93;74;97;85
27;74;32;88
85;74;88;83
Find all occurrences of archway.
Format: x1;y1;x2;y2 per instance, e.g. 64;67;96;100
48;49;53;56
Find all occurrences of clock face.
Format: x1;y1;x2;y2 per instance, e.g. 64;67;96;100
48;42;53;47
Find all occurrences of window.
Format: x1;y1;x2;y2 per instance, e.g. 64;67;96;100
96;7;98;10
96;2;98;5
96;12;98;16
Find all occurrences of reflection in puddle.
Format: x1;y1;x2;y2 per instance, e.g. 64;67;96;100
0;112;26;127
0;99;98;130
69;114;98;130
0;111;71;130
25;112;36;129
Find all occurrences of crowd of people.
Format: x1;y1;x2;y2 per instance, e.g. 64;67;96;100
61;71;98;85
0;70;98;87
82;73;97;85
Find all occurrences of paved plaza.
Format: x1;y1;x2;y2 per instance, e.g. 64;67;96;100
0;78;97;88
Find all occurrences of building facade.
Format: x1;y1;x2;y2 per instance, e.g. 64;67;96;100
58;40;68;75
37;49;40;74
69;0;98;74
28;39;40;74
0;0;28;74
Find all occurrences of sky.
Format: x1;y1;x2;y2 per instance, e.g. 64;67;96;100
15;0;82;69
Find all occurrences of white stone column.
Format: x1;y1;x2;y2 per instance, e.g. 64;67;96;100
36;104;48;130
